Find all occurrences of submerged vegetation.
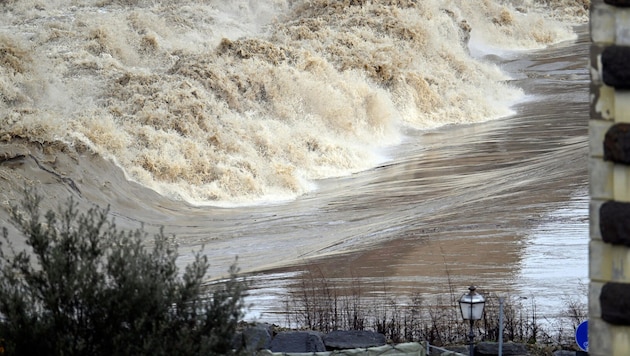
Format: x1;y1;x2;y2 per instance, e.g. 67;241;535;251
281;266;588;354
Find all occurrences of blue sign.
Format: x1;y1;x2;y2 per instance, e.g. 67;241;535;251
575;320;588;352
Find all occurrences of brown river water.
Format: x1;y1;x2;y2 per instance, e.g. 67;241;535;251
0;0;589;329
243;27;590;324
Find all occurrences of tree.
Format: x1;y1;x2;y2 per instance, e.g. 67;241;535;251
0;189;245;356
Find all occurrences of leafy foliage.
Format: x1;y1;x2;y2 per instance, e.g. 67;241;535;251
0;189;245;356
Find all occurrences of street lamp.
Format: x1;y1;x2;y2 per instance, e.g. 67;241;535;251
459;286;486;356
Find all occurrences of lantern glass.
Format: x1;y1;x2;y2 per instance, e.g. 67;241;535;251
459;287;485;320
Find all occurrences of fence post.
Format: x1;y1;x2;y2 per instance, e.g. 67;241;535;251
498;297;504;356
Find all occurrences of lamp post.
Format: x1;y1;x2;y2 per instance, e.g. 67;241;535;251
459;286;486;356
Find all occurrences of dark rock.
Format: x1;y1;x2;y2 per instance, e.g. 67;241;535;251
553;350;577;356
600;200;630;246
241;323;273;353
604;124;630;165
231;332;243;352
602;46;630;89
474;342;528;356
600;282;630;324
269;331;326;353
322;330;387;350
604;0;630;7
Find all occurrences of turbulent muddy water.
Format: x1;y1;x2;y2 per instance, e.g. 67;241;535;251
244;29;590;323
0;0;589;326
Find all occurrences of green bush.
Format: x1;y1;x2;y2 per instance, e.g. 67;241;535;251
0;189;245;356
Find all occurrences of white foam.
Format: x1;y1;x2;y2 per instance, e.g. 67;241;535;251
0;0;587;206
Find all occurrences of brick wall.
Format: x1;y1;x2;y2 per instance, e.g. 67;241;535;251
590;1;630;355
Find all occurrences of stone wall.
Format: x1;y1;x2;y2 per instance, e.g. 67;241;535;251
590;1;630;355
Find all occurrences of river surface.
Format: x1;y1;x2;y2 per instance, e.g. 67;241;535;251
243;27;590;325
0;1;589;329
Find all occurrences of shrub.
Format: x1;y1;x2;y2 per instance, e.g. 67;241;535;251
0;189;245;356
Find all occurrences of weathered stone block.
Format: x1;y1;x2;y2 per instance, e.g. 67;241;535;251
604;123;630;163
600;282;630;324
590;239;630;282
602;46;630;89
591;84;616;120
591;44;605;84
590;158;614;199
600;200;630;245
587;317;630;355
612;329;630;355
613;165;630;201
592;83;615;120
591;3;616;43
616;10;630;46
589;317;614;356
615;91;630;122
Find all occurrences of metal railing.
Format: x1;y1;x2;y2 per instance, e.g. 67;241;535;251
425;342;466;356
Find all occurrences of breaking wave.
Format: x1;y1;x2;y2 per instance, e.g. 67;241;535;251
0;0;588;205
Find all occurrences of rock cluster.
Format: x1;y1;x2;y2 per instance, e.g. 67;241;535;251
233;324;585;356
232;324;386;354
